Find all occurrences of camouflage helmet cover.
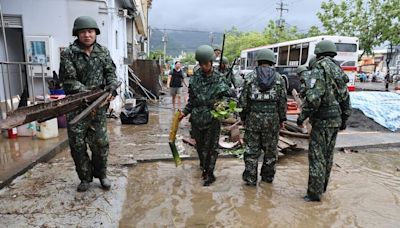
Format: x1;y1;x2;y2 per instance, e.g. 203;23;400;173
314;40;337;56
296;65;308;75
256;49;276;64
195;45;215;63
222;56;229;64
73;16;100;36
308;56;317;68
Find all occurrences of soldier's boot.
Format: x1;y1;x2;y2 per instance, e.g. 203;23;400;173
201;169;207;180
260;164;273;183
77;181;90;192
260;159;276;183
203;171;216;186
100;178;111;190
303;195;321;202
243;160;257;186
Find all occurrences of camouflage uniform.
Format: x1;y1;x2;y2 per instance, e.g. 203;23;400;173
60;40;117;182
183;67;230;182
298;56;351;200
239;67;287;185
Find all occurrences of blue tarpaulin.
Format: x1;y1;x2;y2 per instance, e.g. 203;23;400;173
350;92;400;132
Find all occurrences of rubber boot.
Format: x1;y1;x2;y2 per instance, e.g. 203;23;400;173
77;181;90;192
100;178;111;190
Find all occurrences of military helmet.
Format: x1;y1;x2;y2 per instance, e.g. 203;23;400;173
308;56;317;68
256;49;276;64
73;16;100;36
195;45;215;63
222;57;229;64
296;65;308;75
314;40;337;56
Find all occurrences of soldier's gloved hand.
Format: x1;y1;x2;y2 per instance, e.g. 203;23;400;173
297;117;304;127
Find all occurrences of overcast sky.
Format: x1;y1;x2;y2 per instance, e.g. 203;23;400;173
149;0;339;33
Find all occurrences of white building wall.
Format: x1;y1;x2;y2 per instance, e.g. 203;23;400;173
0;0;131;111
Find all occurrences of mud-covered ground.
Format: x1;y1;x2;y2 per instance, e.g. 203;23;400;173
1;89;400;227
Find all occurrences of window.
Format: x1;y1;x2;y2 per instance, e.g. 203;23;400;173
341;61;356;66
278;46;289;65
289;44;301;66
335;43;357;52
301;43;309;65
240;57;246;70
247;51;256;69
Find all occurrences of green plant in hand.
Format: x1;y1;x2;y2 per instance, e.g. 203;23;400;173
211;100;242;120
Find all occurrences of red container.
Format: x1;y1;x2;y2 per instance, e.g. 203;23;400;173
348;85;356;92
8;128;18;139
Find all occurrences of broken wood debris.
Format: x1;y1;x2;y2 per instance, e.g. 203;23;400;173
128;66;157;101
0;90;105;129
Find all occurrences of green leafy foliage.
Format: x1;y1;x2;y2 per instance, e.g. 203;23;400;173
223;21;325;61
317;0;400;56
211;100;243;120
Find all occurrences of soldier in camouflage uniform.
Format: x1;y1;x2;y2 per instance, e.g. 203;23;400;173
297;56;317;98
297;40;351;201
239;49;287;186
60;16;118;192
179;45;231;186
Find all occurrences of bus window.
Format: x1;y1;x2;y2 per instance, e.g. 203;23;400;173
335;43;357;52
278;46;289;65
341;61;356;66
247;51;256;70
240;57;246;70
289;44;301;66
301;43;309;65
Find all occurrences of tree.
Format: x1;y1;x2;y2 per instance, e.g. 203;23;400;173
180;52;196;65
148;50;164;60
223;21;307;61
317;0;400;56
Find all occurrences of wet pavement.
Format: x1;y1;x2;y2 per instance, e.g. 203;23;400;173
119;153;400;227
1;87;400;227
0;129;68;188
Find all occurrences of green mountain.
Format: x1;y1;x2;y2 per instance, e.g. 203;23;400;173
150;29;223;57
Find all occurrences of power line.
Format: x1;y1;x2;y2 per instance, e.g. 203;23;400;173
152;27;224;34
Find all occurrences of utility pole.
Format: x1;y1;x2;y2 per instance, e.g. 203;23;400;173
161;29;168;67
385;43;393;91
276;0;288;32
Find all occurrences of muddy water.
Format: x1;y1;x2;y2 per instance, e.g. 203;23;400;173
119;152;400;227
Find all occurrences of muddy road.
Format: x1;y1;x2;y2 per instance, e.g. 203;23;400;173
120;152;400;227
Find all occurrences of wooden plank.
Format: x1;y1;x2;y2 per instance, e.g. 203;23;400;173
0;90;104;129
279;136;297;147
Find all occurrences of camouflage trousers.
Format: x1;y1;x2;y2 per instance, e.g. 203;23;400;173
67;106;109;182
307;126;339;199
191;120;221;175
243;126;279;183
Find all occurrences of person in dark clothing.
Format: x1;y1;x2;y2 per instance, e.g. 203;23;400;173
167;61;188;110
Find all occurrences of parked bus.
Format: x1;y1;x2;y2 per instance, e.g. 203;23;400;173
239;35;359;92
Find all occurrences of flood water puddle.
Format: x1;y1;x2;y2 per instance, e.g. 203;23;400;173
119;152;400;227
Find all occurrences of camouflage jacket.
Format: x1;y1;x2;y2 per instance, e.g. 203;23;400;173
183;67;231;129
60;40;118;94
299;56;351;127
239;68;287;132
299;70;312;98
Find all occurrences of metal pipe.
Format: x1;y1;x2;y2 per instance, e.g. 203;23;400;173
41;64;46;102
0;63;7;117
18;64;23;93
29;65;35;104
6;63;13;111
0;2;10;62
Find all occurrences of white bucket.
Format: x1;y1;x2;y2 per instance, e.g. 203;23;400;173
17;122;37;137
36;118;59;139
